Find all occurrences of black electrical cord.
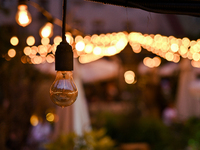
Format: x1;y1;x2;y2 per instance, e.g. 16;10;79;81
55;0;73;71
62;0;67;42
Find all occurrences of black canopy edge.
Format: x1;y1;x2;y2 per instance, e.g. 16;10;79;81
86;0;200;17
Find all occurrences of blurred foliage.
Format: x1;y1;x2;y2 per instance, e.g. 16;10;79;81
0;25;54;149
45;128;116;150
91;111;200;150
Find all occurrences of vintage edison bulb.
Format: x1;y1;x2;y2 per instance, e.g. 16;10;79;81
15;5;32;27
39;22;53;38
50;71;78;108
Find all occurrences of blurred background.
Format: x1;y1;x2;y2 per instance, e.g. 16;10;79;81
1;0;200;150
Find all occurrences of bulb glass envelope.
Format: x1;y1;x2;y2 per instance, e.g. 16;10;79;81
15;4;32;27
50;71;78;107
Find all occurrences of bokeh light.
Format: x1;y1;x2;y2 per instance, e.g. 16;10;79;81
124;70;136;84
46;113;55;122
30;115;39;126
10;36;19;46
8;49;16;58
26;36;35;46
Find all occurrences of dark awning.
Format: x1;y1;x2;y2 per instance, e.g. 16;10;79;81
86;0;200;17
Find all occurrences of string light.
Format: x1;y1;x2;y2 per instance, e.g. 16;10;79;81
15;0;32;27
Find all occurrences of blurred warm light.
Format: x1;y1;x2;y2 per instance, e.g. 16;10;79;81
31;56;43;64
38;45;47;56
23;46;31;55
30;115;39;126
83;35;91;44
8;49;16;58
179;45;188;55
79;54;103;64
171;43;179;52
40;22;53;38
192;53;200;61
19;30;200;64
46;113;55;122
41;37;50;45
93;46;102;55
131;43;141;53
143;56;161;68
75;41;85;51
31;46;38;55
21;55;28;64
124;70;136;84
84;44;93;53
26;36;35;46
10;36;19;46
165;52;174;61
46;54;55;63
191;60;200;68
75;35;83;43
106;46;117;56
65;32;73;44
153;56;161;67
115;38;128;51
15;5;32;27
54;36;62;45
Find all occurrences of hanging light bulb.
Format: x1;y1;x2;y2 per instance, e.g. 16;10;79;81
50;71;78;108
50;0;78;108
50;42;78;108
39;22;54;38
15;0;32;27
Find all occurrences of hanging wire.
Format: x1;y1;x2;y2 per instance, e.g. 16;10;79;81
62;0;67;42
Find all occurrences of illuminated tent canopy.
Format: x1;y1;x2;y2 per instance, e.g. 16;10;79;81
87;0;200;17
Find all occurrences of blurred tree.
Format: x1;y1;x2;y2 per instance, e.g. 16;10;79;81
0;25;53;149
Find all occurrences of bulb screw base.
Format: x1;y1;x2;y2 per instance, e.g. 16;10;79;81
18;0;27;5
55;41;73;71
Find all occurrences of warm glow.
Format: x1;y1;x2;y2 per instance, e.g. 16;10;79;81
165;52;174;61
15;5;32;27
131;43;141;53
171;43;179;52
115;38;127;51
65;32;73;44
23;46;31;55
75;41;85;51
38;45;47;56
124;70;136;84
192;52;200;61
10;36;19;46
31;46;38;55
153;56;161;67
93;46;102;55
191;60;200;68
40;22;53;38
182;37;190;47
106;46;117;56
46;113;55;122
30;115;39;126
8;49;16;58
84;44;93;53
41;37;50;45
26;36;35;46
54;36;62;45
21;55;28;64
173;54;180;63
179;45;188;55
31;56;43;64
79;54;103;64
46;54;55;63
75;35;83;43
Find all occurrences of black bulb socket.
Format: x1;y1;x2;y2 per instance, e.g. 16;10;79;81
18;0;27;5
55;41;73;71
